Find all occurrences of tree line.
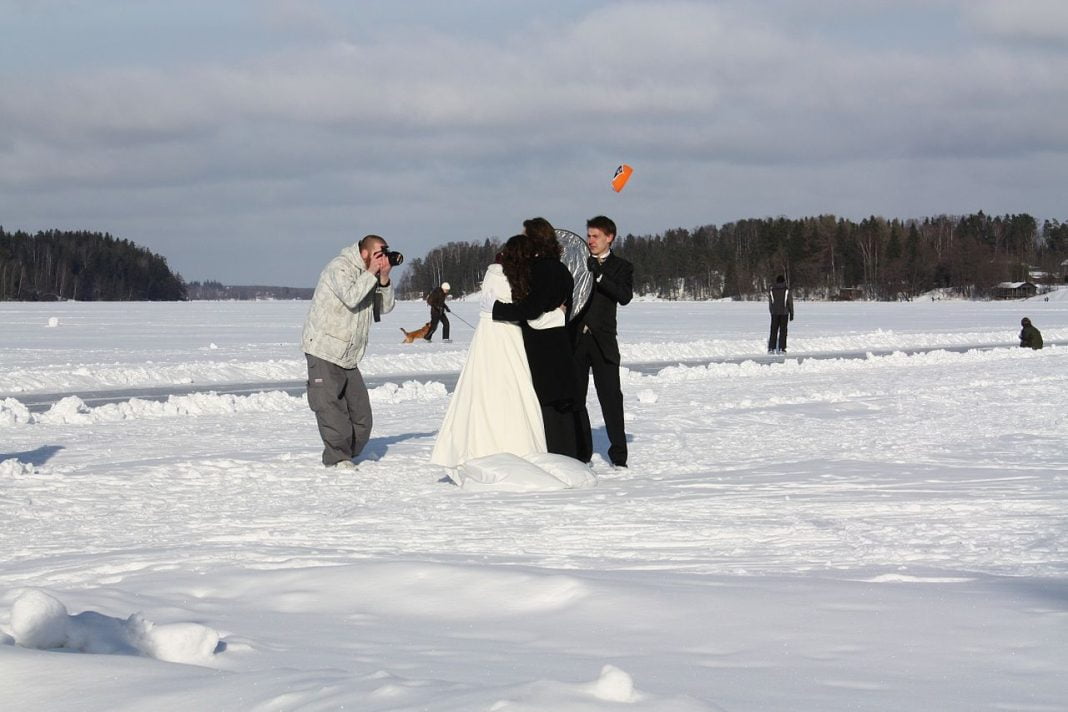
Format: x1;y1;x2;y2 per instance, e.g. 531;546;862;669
6;213;1066;303
398;212;1068;301
397;239;502;300
0;228;186;301
185;280;313;300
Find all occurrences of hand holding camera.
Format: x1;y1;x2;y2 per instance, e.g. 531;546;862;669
372;245;404;282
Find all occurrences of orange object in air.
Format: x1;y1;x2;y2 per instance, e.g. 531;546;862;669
611;164;633;192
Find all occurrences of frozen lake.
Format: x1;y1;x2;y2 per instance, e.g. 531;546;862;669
2;296;1066;711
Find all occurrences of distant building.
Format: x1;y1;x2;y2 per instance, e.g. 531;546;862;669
992;281;1037;299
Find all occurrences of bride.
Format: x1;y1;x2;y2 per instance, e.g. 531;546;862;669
429;234;550;468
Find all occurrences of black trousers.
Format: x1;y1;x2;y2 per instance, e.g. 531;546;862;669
427;308;450;340
541;402;582;459
769;314;789;352
574;332;627;466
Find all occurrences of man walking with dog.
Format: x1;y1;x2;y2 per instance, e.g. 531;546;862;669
425;282;451;342
572;215;633;468
302;235;395;469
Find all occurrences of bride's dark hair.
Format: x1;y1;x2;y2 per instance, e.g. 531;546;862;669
498;233;535;302
522;217;562;259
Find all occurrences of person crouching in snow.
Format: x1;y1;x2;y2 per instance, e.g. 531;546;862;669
1019;317;1043;350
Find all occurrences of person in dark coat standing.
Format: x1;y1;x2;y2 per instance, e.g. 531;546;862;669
491;218;581;459
572;215;633;468
1019;317;1043;349
768;275;794;354
425;282;451;342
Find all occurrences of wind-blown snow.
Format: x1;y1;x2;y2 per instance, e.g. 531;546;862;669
1;298;1066;711
11;589;219;664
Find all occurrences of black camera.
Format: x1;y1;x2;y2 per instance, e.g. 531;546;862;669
381;247;404;266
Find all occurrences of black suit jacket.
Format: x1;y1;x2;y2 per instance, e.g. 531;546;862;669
492;257;577;407
572;252;633;365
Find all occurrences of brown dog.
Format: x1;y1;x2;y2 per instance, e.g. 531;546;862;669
400;323;432;343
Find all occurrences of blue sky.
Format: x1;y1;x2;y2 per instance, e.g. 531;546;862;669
2;0;1067;285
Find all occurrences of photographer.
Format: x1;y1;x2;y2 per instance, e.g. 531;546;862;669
301;235;397;469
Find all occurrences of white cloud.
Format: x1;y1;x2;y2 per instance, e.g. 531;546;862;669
965;0;1068;42
1;0;1067;283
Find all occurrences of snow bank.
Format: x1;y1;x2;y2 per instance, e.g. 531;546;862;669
0;359;304;395
0;458;36;477
639;343;1061;386
2;381;448;426
0;397;32;425
10;589;220;665
621;328;1066;364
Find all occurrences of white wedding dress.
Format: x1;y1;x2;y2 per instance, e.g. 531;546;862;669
429;264;547;468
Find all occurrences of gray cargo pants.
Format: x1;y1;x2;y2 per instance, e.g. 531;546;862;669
305;354;373;466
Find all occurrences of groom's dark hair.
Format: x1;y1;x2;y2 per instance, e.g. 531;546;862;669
587;215;616;238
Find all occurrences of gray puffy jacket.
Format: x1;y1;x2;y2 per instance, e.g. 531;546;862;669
301;244;395;368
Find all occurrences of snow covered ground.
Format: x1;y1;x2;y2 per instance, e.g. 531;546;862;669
2;295;1067;711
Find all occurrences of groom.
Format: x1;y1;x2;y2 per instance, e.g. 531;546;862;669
491;218;581;459
571;215;633;467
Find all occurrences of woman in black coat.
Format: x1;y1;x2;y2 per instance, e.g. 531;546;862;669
492;220;582;458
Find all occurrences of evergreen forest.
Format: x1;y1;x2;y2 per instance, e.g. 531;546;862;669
0;228;186;301
5;212;1067;303
398;212;1068;301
